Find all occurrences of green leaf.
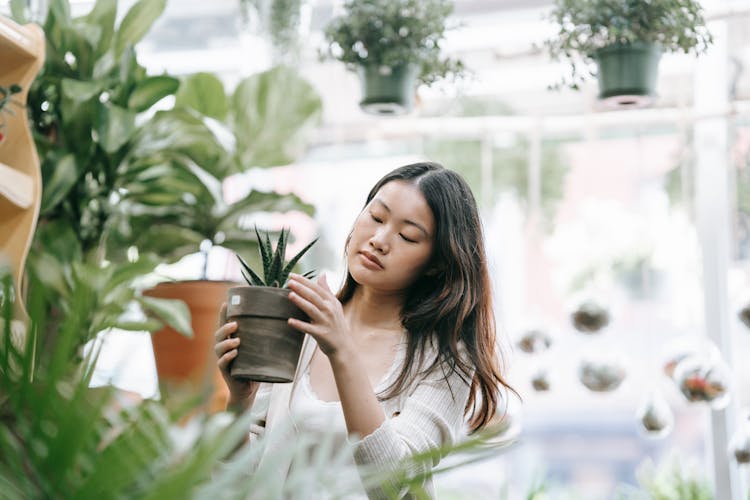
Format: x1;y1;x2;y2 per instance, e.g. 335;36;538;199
128;75;179;112
95;102;137;153
175;72;228;121
231;65;322;169
218;190;314;234
280;237;318;285
115;318;163;332
236;254;265;286
113;0;167;57
40;154;78;214
138;295;193;337
61;78;104;103
84;0;117;58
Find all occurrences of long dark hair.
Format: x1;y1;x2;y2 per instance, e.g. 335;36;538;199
337;162;515;431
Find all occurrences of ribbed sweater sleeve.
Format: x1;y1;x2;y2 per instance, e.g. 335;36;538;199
351;368;472;499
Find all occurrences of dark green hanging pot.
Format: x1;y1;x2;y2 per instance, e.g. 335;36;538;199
357;63;419;115
594;42;662;108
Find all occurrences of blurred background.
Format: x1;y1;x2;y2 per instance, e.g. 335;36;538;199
4;0;750;498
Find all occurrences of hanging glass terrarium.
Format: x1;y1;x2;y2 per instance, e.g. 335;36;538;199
636;390;674;439
531;370;551;392
517;329;552;354
578;359;626;392
571;300;611;334
728;411;750;465
672;354;731;410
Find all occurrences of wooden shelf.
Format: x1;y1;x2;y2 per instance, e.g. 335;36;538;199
0;161;34;209
0;17;36;60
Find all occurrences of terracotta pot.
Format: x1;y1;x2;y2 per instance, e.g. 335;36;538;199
144;280;235;412
226;286;307;383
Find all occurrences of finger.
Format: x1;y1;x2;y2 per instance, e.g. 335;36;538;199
288;317;318;336
287;278;327;309
289;273;334;302
214;337;240;358
214;321;237;342
219;302;227;325
288;291;325;322
217;349;238;370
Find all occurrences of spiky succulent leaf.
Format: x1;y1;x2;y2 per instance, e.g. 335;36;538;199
266;229;286;286
237;254;265;286
255;226;272;279
280;237;319;285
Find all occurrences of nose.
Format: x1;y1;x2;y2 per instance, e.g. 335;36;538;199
369;227;390;254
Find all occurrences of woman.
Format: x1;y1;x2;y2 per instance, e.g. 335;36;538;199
214;162;514;498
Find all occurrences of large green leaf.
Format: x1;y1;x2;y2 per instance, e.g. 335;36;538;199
94;102;137;153
231;65;322;169
128;75;179;112
175;72;228;121
113;0;167;58
138;295;192;337
61;78;103;103
40;153;78;214
84;0;117;59
218;190;314;234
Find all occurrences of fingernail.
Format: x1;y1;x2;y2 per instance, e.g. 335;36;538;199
229;321;237;328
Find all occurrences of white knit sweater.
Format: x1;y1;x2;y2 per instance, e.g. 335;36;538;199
248;335;473;499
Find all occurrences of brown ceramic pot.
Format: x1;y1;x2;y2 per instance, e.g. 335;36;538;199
226;286;307;383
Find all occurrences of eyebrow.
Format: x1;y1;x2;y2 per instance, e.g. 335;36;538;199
372;198;430;237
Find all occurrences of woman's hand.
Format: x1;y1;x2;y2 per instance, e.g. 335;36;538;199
287;273;353;360
214;303;259;410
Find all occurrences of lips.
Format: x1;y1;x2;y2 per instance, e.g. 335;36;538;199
359;251;384;269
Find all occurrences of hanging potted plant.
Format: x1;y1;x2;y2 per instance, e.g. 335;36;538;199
324;0;463;115
544;0;712;108
228;227;317;383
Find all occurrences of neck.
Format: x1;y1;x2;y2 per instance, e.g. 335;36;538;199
344;285;405;335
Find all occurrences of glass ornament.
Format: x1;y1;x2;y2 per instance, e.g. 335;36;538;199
571;301;611;334
673;355;731;410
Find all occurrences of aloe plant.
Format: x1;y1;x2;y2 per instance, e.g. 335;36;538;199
237;227;317;288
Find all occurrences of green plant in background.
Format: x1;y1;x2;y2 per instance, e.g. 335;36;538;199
616;455;714;500
544;0;712;90
239;0;304;62
115;68;322;278
324;0;463;87
9;0;321;351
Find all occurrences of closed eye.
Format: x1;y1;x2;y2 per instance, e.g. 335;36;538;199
370;214;383;223
400;234;417;243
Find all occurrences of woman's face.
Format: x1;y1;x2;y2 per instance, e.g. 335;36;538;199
346;180;436;293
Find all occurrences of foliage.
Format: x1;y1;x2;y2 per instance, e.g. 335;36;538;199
239;0;304;61
0;271;261;499
11;0;321;351
324;0;464;86
616;455;714;500
120;68;322;276
544;0;712;89
237;227;317;288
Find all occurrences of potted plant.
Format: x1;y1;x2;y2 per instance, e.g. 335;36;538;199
123;68;320;404
324;0;463;115
544;0;712;108
227;227;317;383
